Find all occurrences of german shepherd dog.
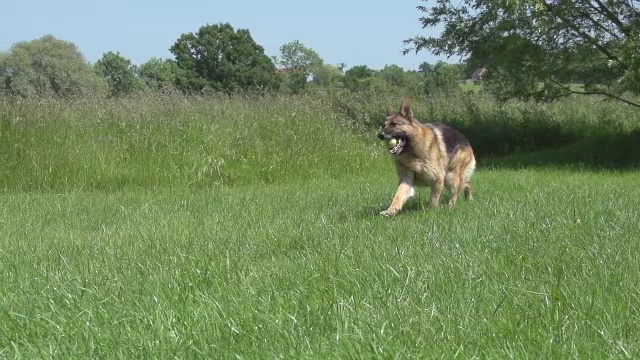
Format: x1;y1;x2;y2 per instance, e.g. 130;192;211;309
378;99;476;216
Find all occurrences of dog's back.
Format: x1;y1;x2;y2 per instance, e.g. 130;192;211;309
429;122;472;158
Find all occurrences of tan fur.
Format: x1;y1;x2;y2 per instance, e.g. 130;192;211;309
380;99;476;216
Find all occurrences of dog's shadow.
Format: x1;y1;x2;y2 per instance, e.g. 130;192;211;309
366;192;457;217
365;197;430;217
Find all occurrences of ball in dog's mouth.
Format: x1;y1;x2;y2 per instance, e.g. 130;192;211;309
387;137;405;154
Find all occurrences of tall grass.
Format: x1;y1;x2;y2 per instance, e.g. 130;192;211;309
0;94;382;191
2;91;638;194
332;90;640;167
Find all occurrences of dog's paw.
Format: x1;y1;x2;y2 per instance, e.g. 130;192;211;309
380;209;398;217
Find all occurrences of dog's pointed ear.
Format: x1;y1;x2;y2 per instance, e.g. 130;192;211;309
399;98;413;119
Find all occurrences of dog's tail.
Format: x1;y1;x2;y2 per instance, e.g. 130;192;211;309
462;153;476;201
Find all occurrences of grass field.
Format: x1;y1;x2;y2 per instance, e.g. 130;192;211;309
1;96;640;358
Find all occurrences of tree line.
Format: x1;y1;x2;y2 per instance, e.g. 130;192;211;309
0;23;473;100
3;0;640;107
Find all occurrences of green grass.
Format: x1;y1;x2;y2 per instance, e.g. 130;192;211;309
1;95;639;358
0;94;381;191
2;169;640;358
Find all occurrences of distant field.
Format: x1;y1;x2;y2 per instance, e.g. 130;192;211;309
1;95;639;358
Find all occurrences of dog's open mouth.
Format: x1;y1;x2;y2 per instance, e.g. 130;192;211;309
387;137;405;154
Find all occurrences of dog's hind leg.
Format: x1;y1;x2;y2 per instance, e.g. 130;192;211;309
430;177;445;208
463;181;473;201
446;171;462;207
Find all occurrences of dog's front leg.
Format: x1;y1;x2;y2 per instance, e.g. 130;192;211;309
381;181;415;217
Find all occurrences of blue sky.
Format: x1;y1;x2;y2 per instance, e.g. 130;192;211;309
2;0;451;71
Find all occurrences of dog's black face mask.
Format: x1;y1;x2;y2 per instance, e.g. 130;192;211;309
379;116;411;155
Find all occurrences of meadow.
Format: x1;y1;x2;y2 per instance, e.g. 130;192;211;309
1;94;639;358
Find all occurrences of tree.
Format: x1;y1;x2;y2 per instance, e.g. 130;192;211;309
274;40;324;94
343;65;375;92
404;0;640;106
419;61;463;95
0;35;106;98
275;40;323;74
377;65;406;88
169;23;280;94
312;63;344;87
137;57;179;91
94;51;140;97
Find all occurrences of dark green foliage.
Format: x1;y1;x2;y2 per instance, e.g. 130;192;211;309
484;129;640;168
406;0;640;106
169;23;281;94
279;71;309;94
0;35;106;98
419;61;463;96
342;65;375;92
331;90;640;167
94;51;141;97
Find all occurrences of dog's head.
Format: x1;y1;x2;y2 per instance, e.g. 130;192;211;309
378;98;416;155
